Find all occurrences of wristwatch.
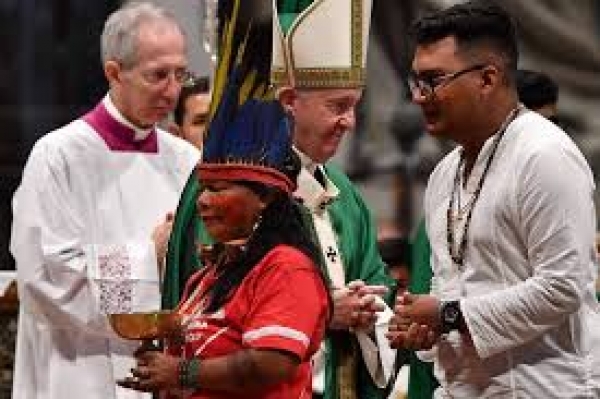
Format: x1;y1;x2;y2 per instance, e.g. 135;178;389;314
440;300;464;333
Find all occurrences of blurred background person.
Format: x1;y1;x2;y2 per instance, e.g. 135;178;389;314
516;68;559;122
379;236;411;294
170;75;211;150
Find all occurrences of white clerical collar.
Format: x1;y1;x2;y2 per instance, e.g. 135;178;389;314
103;94;154;141
294;147;319;175
293;147;339;213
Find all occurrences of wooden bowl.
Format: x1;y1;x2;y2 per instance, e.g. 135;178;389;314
109;311;180;340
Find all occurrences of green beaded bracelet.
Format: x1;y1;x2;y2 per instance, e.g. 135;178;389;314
179;358;201;390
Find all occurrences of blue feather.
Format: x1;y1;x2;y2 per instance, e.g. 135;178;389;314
202;0;292;174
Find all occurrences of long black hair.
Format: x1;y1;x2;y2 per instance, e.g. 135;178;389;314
202;151;331;313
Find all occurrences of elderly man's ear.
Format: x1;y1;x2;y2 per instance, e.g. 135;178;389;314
277;86;297;116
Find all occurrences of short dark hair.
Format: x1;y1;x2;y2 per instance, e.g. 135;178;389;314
516;69;558;110
412;0;518;75
173;75;210;125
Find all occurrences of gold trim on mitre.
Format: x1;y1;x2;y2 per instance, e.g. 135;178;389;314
271;0;372;89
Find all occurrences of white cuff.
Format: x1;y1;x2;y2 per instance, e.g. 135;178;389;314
86;241;161;315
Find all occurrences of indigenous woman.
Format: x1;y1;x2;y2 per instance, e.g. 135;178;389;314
119;2;330;396
121;61;329;399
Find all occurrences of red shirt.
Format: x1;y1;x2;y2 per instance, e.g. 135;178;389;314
172;245;329;399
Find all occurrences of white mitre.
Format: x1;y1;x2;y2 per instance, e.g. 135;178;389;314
271;0;372;89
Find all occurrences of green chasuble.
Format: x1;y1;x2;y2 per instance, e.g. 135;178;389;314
406;220;438;399
278;0;314;33
320;165;396;399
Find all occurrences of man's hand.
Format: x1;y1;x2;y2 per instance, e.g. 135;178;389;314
152;212;174;274
387;322;438;351
386;293;441;350
329;280;388;332
395;292;440;327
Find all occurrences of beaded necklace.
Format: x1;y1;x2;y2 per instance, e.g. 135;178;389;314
446;105;523;267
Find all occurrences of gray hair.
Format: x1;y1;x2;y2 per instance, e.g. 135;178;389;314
101;1;184;69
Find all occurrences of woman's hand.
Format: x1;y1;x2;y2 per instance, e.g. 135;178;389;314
119;348;302;394
152;212;174;275
119;351;180;392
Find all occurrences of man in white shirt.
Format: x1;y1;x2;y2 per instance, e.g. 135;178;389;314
388;1;600;398
10;3;199;399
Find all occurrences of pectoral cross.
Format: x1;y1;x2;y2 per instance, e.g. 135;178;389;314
326;246;338;263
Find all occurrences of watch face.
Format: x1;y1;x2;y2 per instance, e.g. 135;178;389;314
441;301;462;333
444;305;459;323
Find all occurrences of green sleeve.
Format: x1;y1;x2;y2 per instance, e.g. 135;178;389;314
324;165;396;399
409;220;433;294
407;219;438;399
326;165;396;296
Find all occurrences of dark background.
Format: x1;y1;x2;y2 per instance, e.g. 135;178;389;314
0;0;120;270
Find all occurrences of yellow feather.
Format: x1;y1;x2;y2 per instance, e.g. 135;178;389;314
208;0;242;119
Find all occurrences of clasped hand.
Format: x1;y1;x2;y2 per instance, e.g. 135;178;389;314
329;280;388;332
386;292;440;350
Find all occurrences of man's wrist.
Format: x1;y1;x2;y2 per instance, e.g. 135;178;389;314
439;300;465;333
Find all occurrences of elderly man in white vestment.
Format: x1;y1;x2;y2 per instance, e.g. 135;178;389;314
270;1;397;397
10;3;200;399
387;1;600;398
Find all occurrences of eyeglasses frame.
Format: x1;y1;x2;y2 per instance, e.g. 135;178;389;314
408;64;488;99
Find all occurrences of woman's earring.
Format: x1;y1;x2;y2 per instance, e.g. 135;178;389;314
252;214;263;233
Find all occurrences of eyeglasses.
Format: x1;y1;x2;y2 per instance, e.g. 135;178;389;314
408;64;487;99
137;66;192;86
121;65;192;86
182;74;211;91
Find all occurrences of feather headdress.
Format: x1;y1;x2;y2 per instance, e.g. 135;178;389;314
199;0;295;193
